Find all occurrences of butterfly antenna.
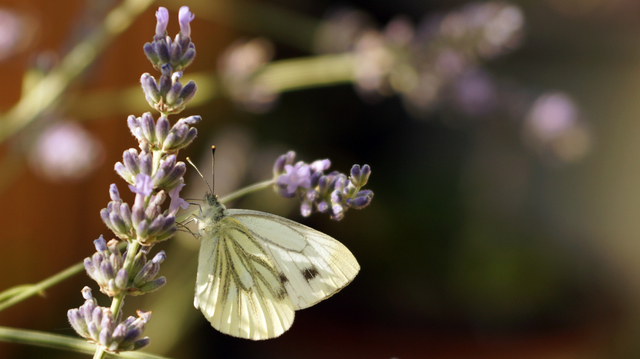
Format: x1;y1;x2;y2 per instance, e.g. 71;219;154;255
186;156;212;194
211;145;216;194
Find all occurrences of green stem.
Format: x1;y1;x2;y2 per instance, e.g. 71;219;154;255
0;262;85;312
0;326;170;358
0;242;127;312
0;0;155;144
219;179;275;204
254;53;355;93
69;54;356;120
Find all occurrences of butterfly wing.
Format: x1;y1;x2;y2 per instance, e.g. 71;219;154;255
194;215;295;340
227;209;360;310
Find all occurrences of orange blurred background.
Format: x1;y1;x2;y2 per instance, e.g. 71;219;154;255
1;0;640;358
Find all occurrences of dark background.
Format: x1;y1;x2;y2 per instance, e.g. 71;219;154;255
1;0;639;357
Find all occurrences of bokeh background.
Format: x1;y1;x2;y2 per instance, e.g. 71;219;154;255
1;0;640;357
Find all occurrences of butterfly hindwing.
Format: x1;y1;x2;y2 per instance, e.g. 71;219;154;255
227;209;360;310
194;215;295;340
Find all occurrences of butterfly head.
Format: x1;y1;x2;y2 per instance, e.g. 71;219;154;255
202;192;227;222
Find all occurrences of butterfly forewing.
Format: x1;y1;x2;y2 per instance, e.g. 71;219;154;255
195;215;295;340
227;209;360;310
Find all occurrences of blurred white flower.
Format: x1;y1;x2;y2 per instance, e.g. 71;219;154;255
28;121;104;181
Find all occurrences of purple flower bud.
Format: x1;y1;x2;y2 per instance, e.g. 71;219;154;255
350;164;371;187
347;190;374;209
152;251;166;264
115;268;128;289
165;80;183;105
301;201;312;217
127;115;143;139
273;151;296;176
139;152;152;176
310;170;323;187
156;116;170;144
137;220;150;239
88;321;100;341
155;7;169;38
181;127;198;148
93;235;108;252
160;162;183;187
131;203;145;227
306;189;319;202
318;175;331;195
160;63;173;77
147;216;166;236
114;162;133;183
157;75;171;101
143;42;159;65
331;189;343;204
108;184;121;202
180;115;201;126
140;113;156;143
81;286;93;301
179;80;197;103
179;46;196;69
154;39;170;64
178;6;195;38
109;211;127;234
141;74;161;106
112;323;127;340
310;159;331;172
332;174;348;192
84;257;95;273
318;201;329;213
133;338;151;351
120;203;132;228
123;149;140;175
138;277;166;294
331;203;344;221
100;260;115;278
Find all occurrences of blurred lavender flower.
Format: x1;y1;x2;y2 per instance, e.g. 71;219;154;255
522;92;591;162
313;7;374;54
28;120;104;182
68;287;151;353
315;2;524;115
0;8;36;61
217;37;278;113
453;69;498;116
274;151;373;220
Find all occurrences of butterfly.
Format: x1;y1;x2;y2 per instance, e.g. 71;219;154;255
193;191;360;340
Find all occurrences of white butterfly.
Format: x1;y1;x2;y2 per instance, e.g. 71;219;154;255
193;192;360;340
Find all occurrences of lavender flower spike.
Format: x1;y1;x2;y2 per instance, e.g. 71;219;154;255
68;287;151;353
272;152;374;220
178;6;195;38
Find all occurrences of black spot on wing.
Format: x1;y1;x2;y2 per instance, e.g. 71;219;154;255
279;273;289;284
302;266;319;282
